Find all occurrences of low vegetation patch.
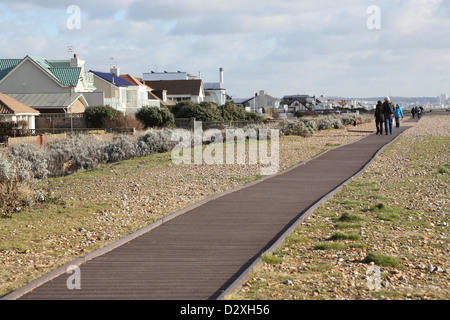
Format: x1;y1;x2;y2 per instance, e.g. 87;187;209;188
363;251;402;268
284;233;308;245
377;212;400;222
262;252;283;265
334;222;361;229
314;242;347;250
328;232;361;241
437;165;449;174
338;212;367;222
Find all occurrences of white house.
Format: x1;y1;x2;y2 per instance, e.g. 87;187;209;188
315;96;334;110
240;90;280;115
0;92;40;131
89;67;162;114
119;73;161;112
279;94;315;113
203;68;227;106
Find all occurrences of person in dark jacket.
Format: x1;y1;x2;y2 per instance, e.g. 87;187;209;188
382;97;394;135
418;106;424;119
374;100;384;134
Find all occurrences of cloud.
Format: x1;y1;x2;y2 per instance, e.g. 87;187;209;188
0;0;449;98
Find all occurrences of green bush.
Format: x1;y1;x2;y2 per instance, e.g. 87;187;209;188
85;106;123;128
170;101;262;123
171;101;223;122
219;101;248;121
244;111;263;122
136;107;175;128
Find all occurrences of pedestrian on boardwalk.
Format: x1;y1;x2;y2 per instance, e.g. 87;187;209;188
418;106;424;119
382;97;394;135
374;100;384;134
394;104;404;128
411;106;417;118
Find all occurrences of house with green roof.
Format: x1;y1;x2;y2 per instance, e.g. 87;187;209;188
0;54;98;129
0;54;95;95
0;54;97;117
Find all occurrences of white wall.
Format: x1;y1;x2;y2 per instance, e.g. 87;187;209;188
0;59;67;94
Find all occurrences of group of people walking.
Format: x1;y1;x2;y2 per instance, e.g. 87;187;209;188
374;97;407;135
411;105;424;119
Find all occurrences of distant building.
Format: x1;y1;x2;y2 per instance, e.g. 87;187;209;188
89;67;160;114
143;79;205;104
143;68;229;105
438;93;448;106
203;68;228;106
239;90;280;115
315;95;334;110
280;94;316;113
119;73;166;110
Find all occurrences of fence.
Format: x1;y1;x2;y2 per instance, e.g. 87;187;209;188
35;113;86;129
7;133;67;148
34;127;135;135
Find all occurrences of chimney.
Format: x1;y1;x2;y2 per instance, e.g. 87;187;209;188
110;66;120;76
70;53;79;67
219;67;224;84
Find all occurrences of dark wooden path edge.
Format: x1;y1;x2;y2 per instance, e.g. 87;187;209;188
216;124;415;299
1;126;409;300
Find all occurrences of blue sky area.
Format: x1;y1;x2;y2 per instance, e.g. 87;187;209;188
0;0;449;99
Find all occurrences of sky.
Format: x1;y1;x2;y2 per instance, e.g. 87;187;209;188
0;0;449;99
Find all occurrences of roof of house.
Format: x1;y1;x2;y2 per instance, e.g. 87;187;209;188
6;93;86;110
143;79;203;96
119;74;148;87
0;92;40;114
149;90;176;107
0;59;22;80
90;70;132;87
0;56;82;87
239;92;280;105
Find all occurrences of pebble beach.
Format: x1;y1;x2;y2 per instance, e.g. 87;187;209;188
228;112;449;300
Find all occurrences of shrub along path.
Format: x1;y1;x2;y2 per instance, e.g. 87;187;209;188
4;119;417;300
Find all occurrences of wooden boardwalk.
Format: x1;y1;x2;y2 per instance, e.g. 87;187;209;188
4;120;416;300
